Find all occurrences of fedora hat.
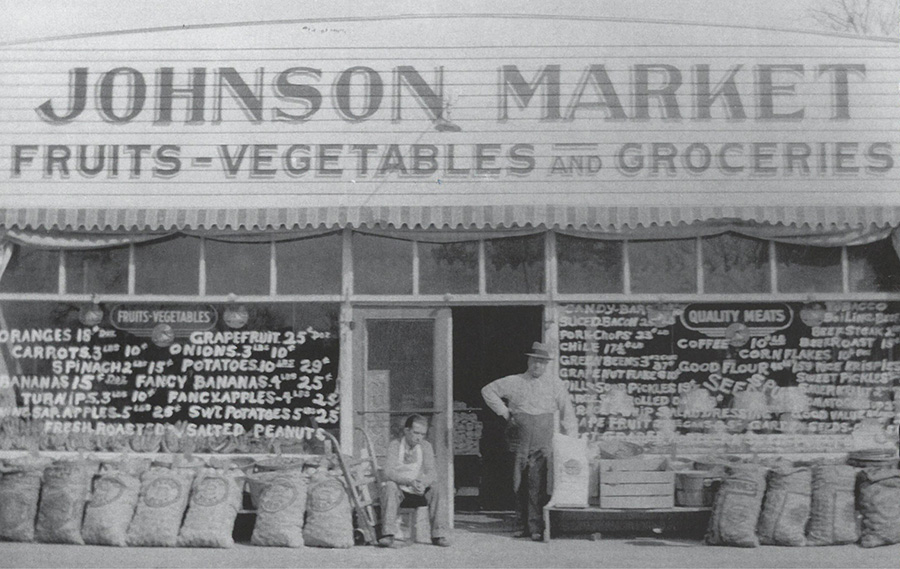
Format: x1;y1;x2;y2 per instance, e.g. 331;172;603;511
525;341;553;360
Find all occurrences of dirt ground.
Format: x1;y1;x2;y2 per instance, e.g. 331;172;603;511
2;513;898;569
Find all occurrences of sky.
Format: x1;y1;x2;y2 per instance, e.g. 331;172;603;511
0;0;832;45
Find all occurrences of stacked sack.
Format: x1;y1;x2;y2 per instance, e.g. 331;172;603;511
303;469;355;548
0;452;358;549
246;455;354;549
35;458;99;544
850;449;900;548
705;451;900;548
126;459;199;547
178;464;246;548
0;455;53;542
247;460;309;547
756;462;812;546
705;462;769;547
807;463;861;546
82;457;151;546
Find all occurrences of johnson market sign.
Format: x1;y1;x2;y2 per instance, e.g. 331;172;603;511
12;63;889;180
0;16;896;208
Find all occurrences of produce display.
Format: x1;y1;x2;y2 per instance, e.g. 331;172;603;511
807;464;859;546
0;452;356;549
757;465;811;546
248;468;308;548
453;409;483;456
302;471;355;549
34;459;97;544
699;455;900;548
81;466;142;546
177;467;245;548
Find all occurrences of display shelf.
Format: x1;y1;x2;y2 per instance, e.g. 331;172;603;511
0;450;322;463
542;505;712;542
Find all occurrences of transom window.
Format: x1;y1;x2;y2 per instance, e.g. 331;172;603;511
2;230;898;297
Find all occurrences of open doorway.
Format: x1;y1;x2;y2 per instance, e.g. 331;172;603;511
451;306;544;512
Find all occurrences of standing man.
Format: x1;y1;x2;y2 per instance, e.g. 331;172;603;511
481;341;577;541
378;414;450;548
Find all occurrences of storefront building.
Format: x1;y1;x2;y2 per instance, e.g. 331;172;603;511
1;10;899;525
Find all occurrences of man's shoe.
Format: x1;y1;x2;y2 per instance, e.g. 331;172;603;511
530;533;544;542
432;537;451;547
378;535;398;548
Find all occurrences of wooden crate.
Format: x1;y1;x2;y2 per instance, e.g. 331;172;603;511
598;461;674;509
598;456;669;472
599;495;675;509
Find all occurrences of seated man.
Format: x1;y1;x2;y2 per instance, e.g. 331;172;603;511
378;414;450;547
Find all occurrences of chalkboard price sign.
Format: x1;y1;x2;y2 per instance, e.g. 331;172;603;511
0;301;340;452
557;302;900;454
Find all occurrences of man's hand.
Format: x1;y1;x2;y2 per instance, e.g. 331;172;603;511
411;479;426;494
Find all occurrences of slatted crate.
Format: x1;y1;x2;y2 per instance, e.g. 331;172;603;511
598;456;675;509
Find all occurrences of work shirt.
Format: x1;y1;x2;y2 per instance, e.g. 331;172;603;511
383;437;437;491
481;372;578;435
393;438;424;494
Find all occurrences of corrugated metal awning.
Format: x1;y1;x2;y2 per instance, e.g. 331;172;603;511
1;205;899;231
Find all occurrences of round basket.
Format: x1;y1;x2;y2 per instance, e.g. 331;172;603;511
208;455;257;472
596;440;644;459
255;456;310;472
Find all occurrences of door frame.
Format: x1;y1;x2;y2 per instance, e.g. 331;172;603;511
351;306;454;530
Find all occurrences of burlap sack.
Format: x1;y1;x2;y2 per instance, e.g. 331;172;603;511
0;461;46;542
857;468;900;548
177;467;244;548
757;465;811;546
303;472;354;548
81;470;141;546
705;464;768;548
551;433;589;508
806;464;859;546
34;460;98;544
248;469;308;547
126;466;195;546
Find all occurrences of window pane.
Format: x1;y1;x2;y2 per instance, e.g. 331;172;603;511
367;319;434;410
365;318;435;446
65;248;129;295
629;240;697;293
849;239;900;292
276;233;343;295
556;234;623;293
486;234;545;294
134;236;200;295
0;247;58;293
206;240;270;295
419;241;478;294
353;233;412;294
776;243;842;293
702;233;770;293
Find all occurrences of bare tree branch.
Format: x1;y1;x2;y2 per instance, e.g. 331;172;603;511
808;0;899;37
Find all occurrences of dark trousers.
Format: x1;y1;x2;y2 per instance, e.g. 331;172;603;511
507;412;554;536
514;449;549;535
381;481;448;539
